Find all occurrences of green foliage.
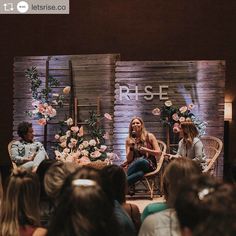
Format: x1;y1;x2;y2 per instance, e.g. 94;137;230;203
85;110;105;144
25;67;60;103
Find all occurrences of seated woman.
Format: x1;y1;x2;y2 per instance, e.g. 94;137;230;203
166;121;207;170
10;121;48;172
125;117;161;188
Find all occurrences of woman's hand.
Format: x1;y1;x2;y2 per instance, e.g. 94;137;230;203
139;146;148;154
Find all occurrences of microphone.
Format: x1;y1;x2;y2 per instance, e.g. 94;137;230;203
131;130;137;139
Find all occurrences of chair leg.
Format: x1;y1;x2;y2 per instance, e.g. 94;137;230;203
145;178;154;200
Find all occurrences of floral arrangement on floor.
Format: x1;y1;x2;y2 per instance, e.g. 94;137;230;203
25;66;71;125
54;112;118;165
152;100;207;136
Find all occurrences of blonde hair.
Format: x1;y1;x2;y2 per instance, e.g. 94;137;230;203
128;117;147;142
0;168;40;236
180;121;199;145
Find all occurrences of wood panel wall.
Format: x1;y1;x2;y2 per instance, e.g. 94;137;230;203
71;54;120;149
114;60;225;177
13;54;120;156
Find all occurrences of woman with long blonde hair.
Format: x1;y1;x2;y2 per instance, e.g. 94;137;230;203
0;168;47;236
125;117;161;190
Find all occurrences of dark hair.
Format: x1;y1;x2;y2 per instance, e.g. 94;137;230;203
162;157;202;207
17;121;32;139
0;168;40;236
101;165;127;204
175;174;236;233
47;166;118;236
36;159;57;199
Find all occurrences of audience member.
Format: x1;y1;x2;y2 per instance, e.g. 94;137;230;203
0;167;47;236
175;174;236;236
139;158;201;236
44;161;78;205
10;122;48;172
101;164;141;233
125;117;161;192
47;166;119;236
36;159;57;228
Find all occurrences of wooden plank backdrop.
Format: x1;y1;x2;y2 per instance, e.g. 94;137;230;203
114;60;225;178
13;54;120;157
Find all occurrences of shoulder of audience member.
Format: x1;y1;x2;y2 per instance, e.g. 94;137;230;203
33;227;47;236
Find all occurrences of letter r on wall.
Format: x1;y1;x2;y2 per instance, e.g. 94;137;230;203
119;86;130;101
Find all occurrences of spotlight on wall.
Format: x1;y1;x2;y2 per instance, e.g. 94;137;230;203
224;102;232;121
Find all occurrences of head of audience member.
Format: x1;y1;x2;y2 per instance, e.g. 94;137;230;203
101;164;127;204
180;121;198;144
17;121;34;142
0;168;40;236
36;159;57;200
47;166;118;236
175;174;236;236
44;161;78;203
162;157;202;207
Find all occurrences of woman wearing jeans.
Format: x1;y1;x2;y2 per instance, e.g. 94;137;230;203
125;117;161;193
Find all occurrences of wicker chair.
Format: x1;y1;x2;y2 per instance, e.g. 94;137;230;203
8;140;18;169
135;140;167;199
200;136;223;174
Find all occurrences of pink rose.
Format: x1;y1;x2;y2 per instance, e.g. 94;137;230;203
99;145;107;152
54;134;60;140
38;104;45;114
78;126;84;137
179;106;188;113
63;86;71;94
104;113;112;120
37;118;47;126
70;138;78;146
82;141;89;148
172;113;179;121
65;118;73;126
89;139;96;146
71;126;79;133
165;100;172;107
152;108;161;116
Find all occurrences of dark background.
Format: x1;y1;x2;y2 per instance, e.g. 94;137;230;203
0;0;235;179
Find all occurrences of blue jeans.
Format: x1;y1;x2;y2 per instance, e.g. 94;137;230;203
127;158;152;186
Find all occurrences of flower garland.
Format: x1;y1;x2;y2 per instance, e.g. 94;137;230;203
25;66;70;125
152;100;207;136
54;113;117;164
